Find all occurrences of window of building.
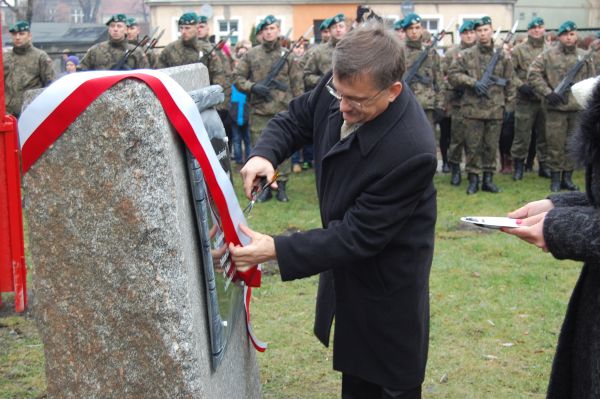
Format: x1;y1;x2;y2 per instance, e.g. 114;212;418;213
519;12;525;21
70;7;83;23
216;18;239;45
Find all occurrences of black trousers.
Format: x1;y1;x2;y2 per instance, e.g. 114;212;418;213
341;374;422;399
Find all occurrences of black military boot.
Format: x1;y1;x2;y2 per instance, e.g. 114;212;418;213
512;158;525;181
538;162;551;178
561;171;579;191
550;172;561;192
481;172;501;193
466;173;479;195
276;181;289;202
450;162;461;186
256;184;272;203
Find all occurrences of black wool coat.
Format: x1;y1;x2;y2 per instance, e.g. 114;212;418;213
544;80;600;398
251;72;437;390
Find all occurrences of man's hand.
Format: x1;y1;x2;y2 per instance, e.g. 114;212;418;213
507;199;554;219
251;83;271;99
229;224;277;272
501;212;548;251
474;80;489;97
518;84;535;97
241;156;277;199
545;92;563;106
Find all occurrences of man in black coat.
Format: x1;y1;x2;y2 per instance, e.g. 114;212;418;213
230;24;437;399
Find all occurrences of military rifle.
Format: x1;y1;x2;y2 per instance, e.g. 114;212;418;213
476;21;519;97
255;25;313;95
553;45;598;103
112;35;149;70
199;30;237;64
403;20;453;86
144;28;163;54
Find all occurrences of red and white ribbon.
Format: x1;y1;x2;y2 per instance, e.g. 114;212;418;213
18;69;266;351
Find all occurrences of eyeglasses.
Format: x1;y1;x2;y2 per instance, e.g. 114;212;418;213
326;76;387;109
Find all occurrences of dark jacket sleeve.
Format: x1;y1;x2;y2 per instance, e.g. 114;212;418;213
544;205;600;263
274;153;437;280
250;77;328;166
548;192;590;208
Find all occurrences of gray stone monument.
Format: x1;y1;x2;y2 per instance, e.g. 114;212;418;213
22;64;261;398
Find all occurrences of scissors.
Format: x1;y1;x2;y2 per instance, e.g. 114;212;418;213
243;170;280;215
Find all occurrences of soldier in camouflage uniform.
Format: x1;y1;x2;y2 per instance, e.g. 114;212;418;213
443;20;476;186
127;17;157;68
233;15;304;202
402;13;445;152
448;16;515;194
510;17;549;181
3;20;55;117
303;14;347;91
80;14;148;71
393;19;406;41
528;20;595;192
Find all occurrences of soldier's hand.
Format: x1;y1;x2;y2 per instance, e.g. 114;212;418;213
545;92;563;106
251;83;271;99
473;80;489;97
518;84;536;97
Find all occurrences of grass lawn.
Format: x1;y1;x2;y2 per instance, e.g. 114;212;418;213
0;168;583;399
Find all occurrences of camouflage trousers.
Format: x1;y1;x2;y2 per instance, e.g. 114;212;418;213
462;118;502;174
250;113;290;182
511;99;547;161
448;110;466;165
545;110;579;172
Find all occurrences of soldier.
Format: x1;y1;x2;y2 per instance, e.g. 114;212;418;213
393;18;406;41
303;14;347;92
3;20;55;117
196;14;233;143
510;17;549;181
126;17;140;43
448;16;515;194
80;14;148;71
319;18;332;44
233;15;304;202
444;20;477;186
528;20;595;192
402;14;444;135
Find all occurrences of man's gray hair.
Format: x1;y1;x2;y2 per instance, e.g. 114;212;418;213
332;23;405;89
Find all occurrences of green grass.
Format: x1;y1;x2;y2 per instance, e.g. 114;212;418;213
0;168;583;398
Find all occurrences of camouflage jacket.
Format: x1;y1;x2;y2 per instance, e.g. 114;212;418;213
442;42;475;111
130;38;158;68
3;43;55;116
404;39;444;111
512;36;545;101
303;38;336;91
156;37;231;109
233;40;304;116
448;42;515;120
80;38;149;71
528;42;595;112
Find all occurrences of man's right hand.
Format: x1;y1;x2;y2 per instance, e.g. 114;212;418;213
545;92;563;106
251;83;271;99
474;80;489;97
240;156;277;199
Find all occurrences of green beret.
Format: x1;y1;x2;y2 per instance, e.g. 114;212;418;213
261;15;278;30
557;20;577;35
527;17;544;30
106;14;127;26
126;17;137;27
9;20;29;33
178;12;198;25
198;15;208;24
320;18;332;31
326;14;345;29
255;21;265;33
459;20;475;33
473;16;492;29
394;19;404;31
400;13;421;30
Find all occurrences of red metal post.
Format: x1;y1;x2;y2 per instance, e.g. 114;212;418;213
0;20;27;312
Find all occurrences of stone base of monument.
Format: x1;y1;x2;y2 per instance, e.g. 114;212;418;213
22;65;261;398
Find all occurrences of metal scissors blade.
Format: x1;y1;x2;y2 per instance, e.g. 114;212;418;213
243;170;280;215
